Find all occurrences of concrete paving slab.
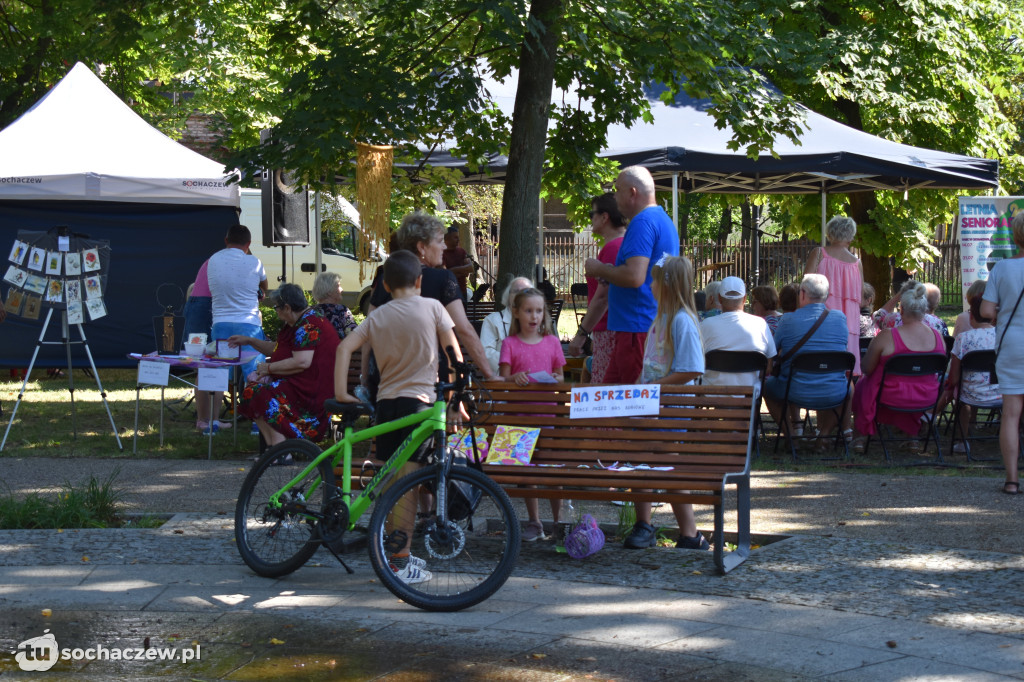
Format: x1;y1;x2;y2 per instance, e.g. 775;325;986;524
0;565;93;586
835;620;1024;677
824;656;1018;681
654;624;905;677
663;595;894;638
494;605;721;647
0;582;166;610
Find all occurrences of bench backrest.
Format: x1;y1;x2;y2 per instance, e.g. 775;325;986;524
473;382;755;475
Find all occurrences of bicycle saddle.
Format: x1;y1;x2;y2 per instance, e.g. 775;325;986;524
324;399;374;421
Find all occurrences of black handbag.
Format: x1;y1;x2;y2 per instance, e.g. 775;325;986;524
770;309;830;377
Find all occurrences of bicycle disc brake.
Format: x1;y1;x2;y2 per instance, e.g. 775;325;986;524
424;520;465;560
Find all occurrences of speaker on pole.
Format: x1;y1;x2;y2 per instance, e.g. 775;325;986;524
259;130;310;247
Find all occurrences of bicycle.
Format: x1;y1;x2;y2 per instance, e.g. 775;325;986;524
234;349;520;612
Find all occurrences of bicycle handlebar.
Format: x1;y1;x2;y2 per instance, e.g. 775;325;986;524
435;345;474;407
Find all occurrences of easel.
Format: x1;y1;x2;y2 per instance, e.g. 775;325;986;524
0;226;121;452
1;306;122;451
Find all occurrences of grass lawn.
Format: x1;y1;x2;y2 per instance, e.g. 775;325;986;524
0;369;260;460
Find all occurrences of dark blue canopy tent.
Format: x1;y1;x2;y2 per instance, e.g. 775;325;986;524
403;79;999;194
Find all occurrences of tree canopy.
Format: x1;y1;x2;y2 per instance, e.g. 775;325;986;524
735;0;1024;293
2;0;1021;295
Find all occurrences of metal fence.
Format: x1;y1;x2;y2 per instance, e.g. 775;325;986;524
475;234;962;306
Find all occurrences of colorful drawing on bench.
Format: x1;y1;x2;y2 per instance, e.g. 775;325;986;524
484;425;540;465
447;428;489;464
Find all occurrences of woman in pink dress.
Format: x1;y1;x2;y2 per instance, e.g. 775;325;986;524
805;216;863;375
850;283;944;453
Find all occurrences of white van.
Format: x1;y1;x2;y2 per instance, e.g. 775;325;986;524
239;188;383;313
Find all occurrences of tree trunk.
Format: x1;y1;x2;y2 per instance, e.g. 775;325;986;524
717;204;732;244
741;201;752;242
495;0;564;303
849;192;891;299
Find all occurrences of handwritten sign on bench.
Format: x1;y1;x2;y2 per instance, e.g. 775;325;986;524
570;384;660;419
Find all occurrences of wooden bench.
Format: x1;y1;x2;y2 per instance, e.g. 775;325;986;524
476;382;758;574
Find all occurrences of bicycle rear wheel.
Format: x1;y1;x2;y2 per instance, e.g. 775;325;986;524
367;465;520;611
235;439;335;578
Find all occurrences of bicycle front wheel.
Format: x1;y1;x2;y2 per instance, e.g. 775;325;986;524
235;439;335;578
367;465;520;611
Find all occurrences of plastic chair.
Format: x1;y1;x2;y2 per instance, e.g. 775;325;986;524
704;350;769;458
570;283;589;325
863;352;947;464
948;349;1003;461
773;351;856;461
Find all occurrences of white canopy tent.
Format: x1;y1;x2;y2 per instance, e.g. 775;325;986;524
0;63;241;367
0;62;238;206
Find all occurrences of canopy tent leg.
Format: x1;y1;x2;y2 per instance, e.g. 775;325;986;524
821;186;827;247
672;173;679;233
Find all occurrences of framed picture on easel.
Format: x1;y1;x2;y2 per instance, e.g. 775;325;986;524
0;226;121;453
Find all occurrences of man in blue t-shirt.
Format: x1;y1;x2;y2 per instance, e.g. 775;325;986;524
584;166;679;382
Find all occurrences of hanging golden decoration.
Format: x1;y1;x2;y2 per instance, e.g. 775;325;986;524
355;143;393;281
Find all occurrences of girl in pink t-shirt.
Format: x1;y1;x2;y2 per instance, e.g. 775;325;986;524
499;288;566;385
499;288;565;541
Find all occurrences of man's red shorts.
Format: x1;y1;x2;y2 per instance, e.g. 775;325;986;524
602;331;647;383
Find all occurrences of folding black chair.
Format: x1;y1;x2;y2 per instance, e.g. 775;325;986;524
948;349;1003;461
863;352;947;464
859;336;872;362
569;283;589;326
773;351;856;461
943;334;955;357
704;350;769;458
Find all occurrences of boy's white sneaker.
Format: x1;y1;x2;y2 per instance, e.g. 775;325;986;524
393;562;432;584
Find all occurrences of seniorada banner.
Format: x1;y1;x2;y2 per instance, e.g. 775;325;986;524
957;196;1024;307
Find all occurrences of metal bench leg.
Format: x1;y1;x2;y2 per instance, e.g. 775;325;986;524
716;475;751;574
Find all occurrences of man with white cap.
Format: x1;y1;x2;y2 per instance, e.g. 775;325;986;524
700;275;776;387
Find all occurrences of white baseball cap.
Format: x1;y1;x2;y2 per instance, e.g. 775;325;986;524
719;276;746;300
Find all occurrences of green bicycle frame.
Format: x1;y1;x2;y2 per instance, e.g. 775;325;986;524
267;398;448;527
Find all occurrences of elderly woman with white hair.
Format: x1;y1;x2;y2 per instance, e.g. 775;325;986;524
850;281;945;453
479;276;534;376
312;271;357;339
806;215;863;375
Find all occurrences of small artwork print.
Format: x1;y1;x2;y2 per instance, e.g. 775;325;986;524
3;265;27;288
8;240;28;266
4;287;24;315
23;294;41;320
85;297;107;321
45;251;62;276
23;274;47;295
82;248;101;272
84;275;102;300
65;278;82;303
66;301;84;324
64;252;82;276
44;278;63;303
27;247;45;271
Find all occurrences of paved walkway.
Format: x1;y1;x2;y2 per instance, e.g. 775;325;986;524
0;458;1022;679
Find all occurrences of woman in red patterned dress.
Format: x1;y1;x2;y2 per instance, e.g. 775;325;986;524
232;283;340;447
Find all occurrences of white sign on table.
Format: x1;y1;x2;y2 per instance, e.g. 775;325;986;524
197;367;230;392
137;361;170;387
569;384;661;419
